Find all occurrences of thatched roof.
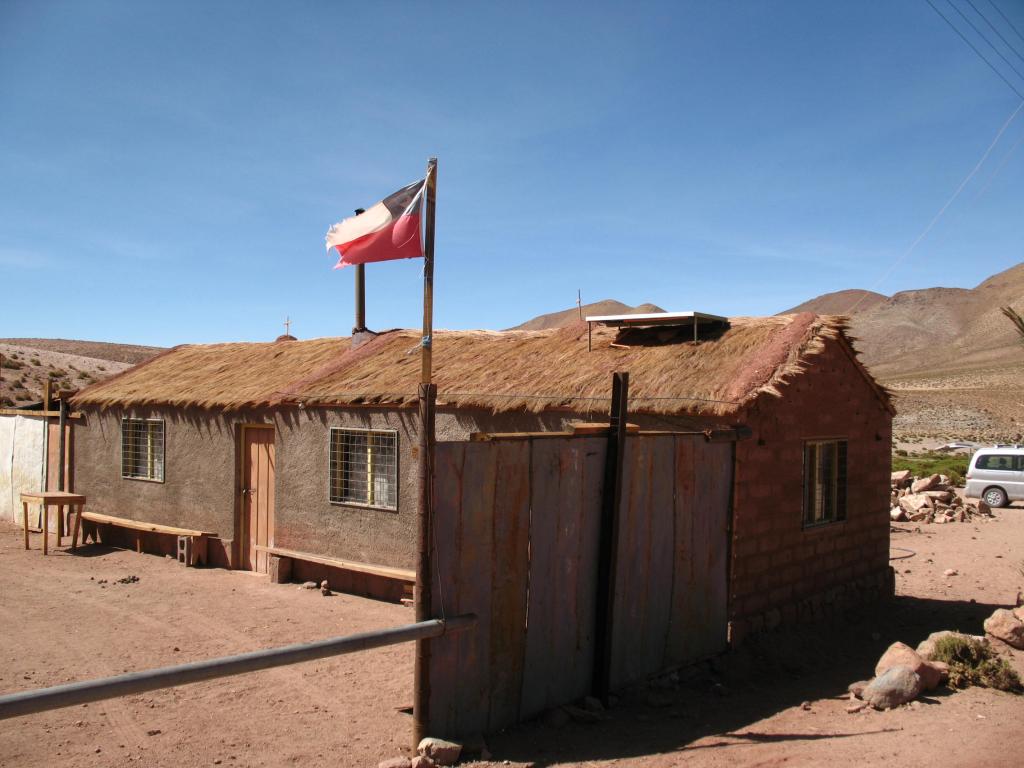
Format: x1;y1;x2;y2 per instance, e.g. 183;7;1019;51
70;313;892;416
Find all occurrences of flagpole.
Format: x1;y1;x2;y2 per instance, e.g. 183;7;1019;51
421;157;437;384
413;156;437;748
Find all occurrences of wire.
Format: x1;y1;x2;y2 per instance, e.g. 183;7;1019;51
846;98;1024;314
966;0;1024;66
924;0;1024;99
946;0;1024;83
986;0;1024;49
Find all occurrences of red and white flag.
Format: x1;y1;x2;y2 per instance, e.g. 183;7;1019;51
325;179;425;269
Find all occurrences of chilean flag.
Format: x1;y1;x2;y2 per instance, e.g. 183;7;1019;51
325;179;425;269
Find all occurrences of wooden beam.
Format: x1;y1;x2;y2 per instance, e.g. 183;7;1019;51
0;409;83;419
81;511;213;538
593;371;629;704
254;545;414;583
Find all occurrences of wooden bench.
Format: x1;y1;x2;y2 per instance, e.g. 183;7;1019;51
254;545;415;587
74;511;215;565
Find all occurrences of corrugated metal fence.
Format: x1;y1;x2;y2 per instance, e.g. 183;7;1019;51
427;432;732;739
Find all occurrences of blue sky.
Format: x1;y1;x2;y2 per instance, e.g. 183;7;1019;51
1;0;1022;345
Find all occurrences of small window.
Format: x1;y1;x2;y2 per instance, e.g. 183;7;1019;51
329;428;398;510
121;418;165;482
803;439;847;526
975;454;1020;471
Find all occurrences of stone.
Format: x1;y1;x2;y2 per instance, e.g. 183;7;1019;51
911;474;941;493
874;642;943;691
930;660;950;683
542;707;570;728
1014;605;1024;622
943;569;958;577
925;490;953;503
581;695;604;712
978;499;992;515
890;508;907;522
847;680;871;698
862;666;923;710
378;759;411;768
417;738;462;767
916;629;973;661
900;494;933;514
301;581;317;590
410;758;435;768
984;608;1024;649
891;469;912;487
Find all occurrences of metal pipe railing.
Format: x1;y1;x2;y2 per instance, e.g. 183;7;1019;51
0;614;476;720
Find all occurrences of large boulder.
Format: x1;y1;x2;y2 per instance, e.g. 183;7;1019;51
984;609;1024;649
924;490;953;503
911;474;941;493
863;666;923;709
417;738;462;767
891;469;912;488
899;494;933;515
874;642;944;691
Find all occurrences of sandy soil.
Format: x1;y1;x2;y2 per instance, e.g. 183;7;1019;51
1;508;1023;768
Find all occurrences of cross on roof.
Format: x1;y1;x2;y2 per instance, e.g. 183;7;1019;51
284;316;291;336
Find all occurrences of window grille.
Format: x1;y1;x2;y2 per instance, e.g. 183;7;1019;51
121;418;165;482
329;428;398;510
803;439;847;526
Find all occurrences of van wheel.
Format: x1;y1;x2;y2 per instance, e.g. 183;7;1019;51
983;487;1008;508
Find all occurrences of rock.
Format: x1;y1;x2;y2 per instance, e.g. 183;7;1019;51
581;695;604;712
410;757;436;768
417;738;462;767
909;511;929;523
984;608;1024;649
900;494;933;515
862;666;923;709
847;680;871;698
943;569;958;577
930;660;950;683
543;707;570;728
911;474;941;493
978;499;992;515
891;469;912;487
890;507;907;522
563;704;603;722
1014;605;1024;622
301;581;317;589
925;490;953;503
874;642;943;691
939;474;950;486
378;759;411;768
917;629;974;660
320;579;332;596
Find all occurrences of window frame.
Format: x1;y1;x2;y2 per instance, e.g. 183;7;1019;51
802;438;848;528
120;417;166;483
328;427;399;511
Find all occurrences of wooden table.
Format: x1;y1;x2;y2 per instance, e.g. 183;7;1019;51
20;491;86;555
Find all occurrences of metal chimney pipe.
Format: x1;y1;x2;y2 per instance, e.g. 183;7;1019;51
352;208;366;334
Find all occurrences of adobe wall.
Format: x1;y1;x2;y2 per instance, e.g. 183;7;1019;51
726;340;894;644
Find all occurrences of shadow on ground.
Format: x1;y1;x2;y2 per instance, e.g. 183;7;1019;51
486;594;1005;766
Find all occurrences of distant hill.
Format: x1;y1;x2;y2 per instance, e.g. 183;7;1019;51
510;300;666;331
784;289;887;316
0;339;167;407
782;262;1024;379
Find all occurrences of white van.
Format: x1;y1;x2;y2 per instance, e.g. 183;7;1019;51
965;446;1024;507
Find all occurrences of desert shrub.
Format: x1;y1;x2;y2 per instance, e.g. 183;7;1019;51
892;452;968;485
0;396;13;407
932;635;1022;692
47;368;65;378
1;358;24;369
97;365;106;371
30;358;40;365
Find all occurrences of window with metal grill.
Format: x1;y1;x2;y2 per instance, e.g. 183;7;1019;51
329;428;398;510
121;418;165;482
803;439;847;526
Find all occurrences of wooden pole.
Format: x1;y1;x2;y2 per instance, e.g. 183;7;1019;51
58;397;67;492
413;157;439;747
421;157;437;384
413;382;437;746
593;371;629;704
354;264;366;333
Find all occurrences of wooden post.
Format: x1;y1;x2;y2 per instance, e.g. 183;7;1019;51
58;397;67;491
23;502;29;550
593;371;629;703
413;382;437;747
354;264;366;333
421;157;437;385
43;380;51;413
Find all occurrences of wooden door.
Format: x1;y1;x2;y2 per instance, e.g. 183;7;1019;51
241;427;275;573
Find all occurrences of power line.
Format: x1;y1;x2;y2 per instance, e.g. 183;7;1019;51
846;99;1024;314
924;0;1024;98
985;0;1024;49
946;0;1024;83
965;0;1024;66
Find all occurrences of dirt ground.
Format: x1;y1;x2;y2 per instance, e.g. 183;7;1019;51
2;508;1024;768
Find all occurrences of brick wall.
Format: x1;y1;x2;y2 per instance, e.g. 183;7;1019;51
728;338;893;643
